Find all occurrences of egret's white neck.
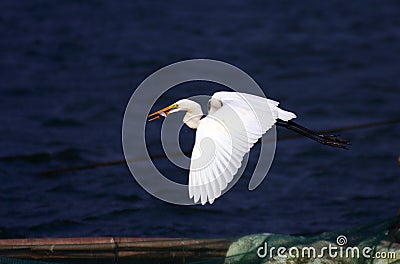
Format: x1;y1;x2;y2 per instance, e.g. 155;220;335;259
179;100;203;129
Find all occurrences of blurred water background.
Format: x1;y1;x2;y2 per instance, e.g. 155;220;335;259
0;1;399;238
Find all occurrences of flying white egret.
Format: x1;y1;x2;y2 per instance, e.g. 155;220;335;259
148;92;349;205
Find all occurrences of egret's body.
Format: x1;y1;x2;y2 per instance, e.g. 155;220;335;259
148;92;348;205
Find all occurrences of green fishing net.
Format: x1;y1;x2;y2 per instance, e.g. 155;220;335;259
221;216;400;264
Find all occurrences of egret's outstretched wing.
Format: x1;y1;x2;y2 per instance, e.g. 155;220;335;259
189;92;296;205
210;92;296;122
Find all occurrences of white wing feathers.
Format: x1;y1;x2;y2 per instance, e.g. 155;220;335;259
189;92;296;205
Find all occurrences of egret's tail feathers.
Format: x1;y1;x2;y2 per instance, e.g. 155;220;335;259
277;109;297;121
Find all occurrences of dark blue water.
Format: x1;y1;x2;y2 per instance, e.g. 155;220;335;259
1;1;400;238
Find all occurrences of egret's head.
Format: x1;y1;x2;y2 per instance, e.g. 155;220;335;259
147;100;185;122
148;99;203;129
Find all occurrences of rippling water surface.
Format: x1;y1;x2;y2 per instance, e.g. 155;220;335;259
1;1;400;238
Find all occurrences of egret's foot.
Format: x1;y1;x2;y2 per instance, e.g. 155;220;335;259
320;134;350;145
315;136;350;150
324;140;350;150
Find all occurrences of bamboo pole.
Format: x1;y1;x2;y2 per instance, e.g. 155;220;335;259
0;237;233;264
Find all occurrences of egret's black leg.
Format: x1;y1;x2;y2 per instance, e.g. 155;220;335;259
287;120;350;144
276;119;350;149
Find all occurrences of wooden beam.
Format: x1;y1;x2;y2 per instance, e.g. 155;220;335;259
0;237;233;264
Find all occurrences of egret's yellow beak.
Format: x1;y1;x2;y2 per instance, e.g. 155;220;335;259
148;104;178;122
